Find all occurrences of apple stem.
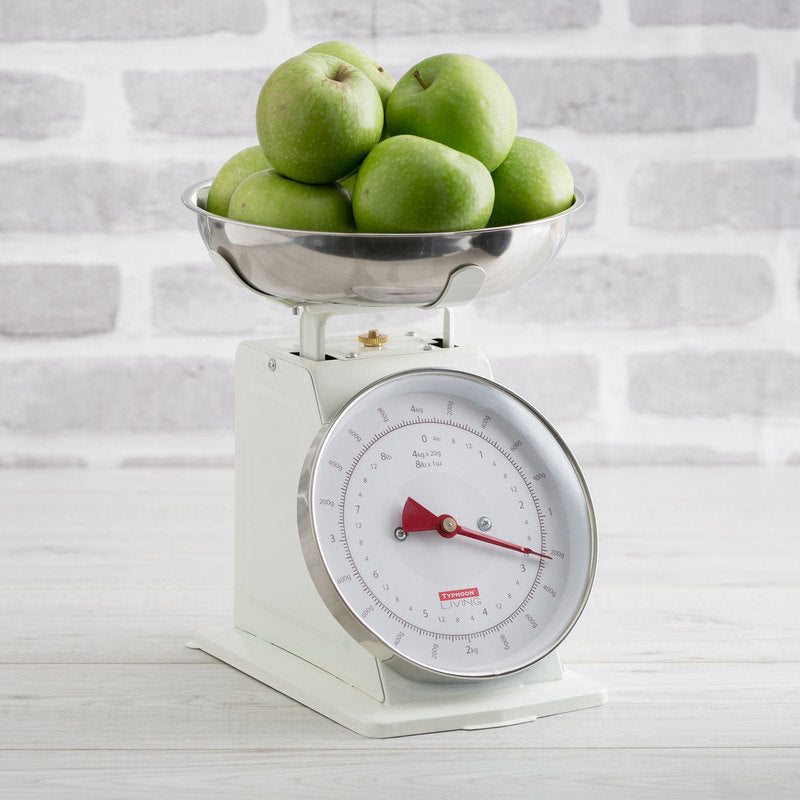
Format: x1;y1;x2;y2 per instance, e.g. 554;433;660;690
413;69;429;90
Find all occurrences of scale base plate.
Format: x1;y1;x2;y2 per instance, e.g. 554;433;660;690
188;625;607;738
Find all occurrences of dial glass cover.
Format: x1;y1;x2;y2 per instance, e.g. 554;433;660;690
299;368;596;680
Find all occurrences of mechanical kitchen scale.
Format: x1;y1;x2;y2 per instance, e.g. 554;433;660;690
182;180;607;737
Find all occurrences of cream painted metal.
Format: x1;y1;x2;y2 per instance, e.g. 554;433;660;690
188;328;605;737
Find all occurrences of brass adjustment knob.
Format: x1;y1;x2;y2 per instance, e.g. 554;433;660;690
358;329;388;348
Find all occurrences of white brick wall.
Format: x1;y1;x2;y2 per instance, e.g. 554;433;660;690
1;0;799;467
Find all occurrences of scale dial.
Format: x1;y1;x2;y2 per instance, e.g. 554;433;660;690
298;368;596;681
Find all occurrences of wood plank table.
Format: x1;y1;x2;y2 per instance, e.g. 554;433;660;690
1;466;798;798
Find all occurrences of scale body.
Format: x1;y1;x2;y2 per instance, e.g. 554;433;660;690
184;182;607;737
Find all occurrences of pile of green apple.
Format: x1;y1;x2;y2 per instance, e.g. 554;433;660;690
207;41;575;234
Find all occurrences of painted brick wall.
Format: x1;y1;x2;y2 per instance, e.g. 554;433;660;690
1;0;799;467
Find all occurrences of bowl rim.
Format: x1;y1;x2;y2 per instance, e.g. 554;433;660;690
181;179;586;239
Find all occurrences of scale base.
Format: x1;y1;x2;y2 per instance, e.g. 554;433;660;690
188;625;607;738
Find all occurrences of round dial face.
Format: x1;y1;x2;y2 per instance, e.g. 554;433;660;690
298;369;596;680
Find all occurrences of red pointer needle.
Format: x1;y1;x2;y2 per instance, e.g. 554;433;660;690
402;497;552;559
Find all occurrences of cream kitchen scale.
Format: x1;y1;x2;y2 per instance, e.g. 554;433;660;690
182;181;606;737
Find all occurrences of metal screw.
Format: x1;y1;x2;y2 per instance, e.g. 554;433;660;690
477;516;492;531
423;344;432;351
345;351;358;359
394;527;407;542
267;358;277;372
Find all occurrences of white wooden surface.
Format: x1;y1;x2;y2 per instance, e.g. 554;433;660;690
1;466;798;798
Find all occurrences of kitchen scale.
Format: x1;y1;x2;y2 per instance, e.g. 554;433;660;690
182;180;607;737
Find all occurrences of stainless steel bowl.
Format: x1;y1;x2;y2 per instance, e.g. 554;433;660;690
182;180;585;308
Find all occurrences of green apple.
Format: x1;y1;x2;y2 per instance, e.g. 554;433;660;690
256;52;383;184
228;169;356;232
352;134;494;233
206;145;271;217
385;53;517;172
338;170;358;199
304;40;395;106
488;137;575;227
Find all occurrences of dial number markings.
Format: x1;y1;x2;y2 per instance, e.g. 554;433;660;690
338;417;550;643
303;369;596;679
